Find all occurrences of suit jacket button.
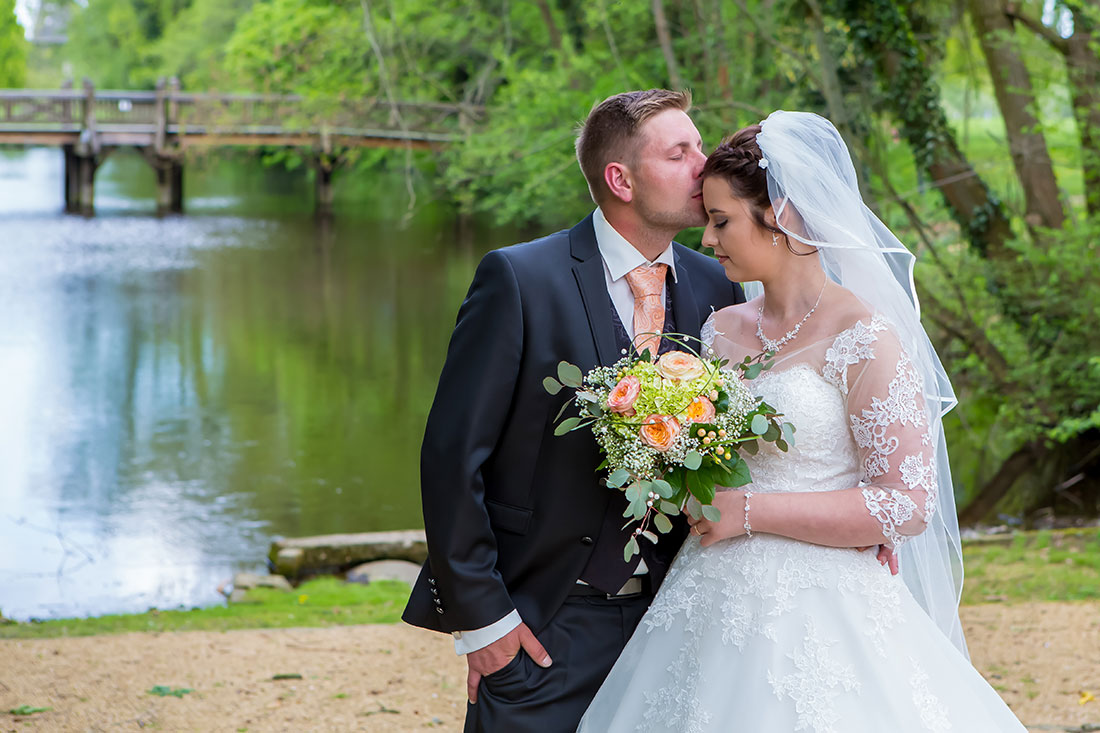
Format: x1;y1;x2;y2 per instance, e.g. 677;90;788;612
428;578;436;586
581;536;594;545
436;607;445;614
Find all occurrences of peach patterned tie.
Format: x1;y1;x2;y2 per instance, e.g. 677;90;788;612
624;263;668;357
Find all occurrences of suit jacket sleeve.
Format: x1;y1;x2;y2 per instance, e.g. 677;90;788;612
418;249;523;631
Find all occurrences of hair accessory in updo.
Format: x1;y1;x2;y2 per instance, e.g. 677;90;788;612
757;157;769;170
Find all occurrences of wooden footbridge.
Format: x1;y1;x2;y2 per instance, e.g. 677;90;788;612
0;78;482;215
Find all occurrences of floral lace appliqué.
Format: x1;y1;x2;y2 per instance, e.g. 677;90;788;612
910;658;953;732
822;315;888;395
767;617;861;733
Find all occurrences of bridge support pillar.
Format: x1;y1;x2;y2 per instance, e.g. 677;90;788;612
155;159;184;215
63;144;101;216
315;162;335;217
139;146;184;215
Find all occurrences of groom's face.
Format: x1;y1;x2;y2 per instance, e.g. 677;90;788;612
629;109;708;230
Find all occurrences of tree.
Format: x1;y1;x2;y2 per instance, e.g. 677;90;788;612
0;0;27;87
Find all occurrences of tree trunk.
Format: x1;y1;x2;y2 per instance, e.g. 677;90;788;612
1064;3;1100;215
1007;1;1100;215
651;0;685;89
804;0;875;207
958;440;1047;525
827;0;1014;258
534;0;565;54
968;0;1065;230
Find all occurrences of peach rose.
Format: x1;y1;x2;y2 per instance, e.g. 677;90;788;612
640;414;681;452
684;396;716;424
606;375;641;416
656;351;705;381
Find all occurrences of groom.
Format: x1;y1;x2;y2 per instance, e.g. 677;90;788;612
403;89;744;732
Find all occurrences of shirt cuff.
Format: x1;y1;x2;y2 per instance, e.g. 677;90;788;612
452;609;522;655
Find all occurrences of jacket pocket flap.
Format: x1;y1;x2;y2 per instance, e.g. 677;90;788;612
485;499;532;535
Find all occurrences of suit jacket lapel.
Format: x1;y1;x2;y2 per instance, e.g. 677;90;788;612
570;215;618;367
669;246;703;344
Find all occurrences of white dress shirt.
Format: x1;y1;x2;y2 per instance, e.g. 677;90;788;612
452;208;676;655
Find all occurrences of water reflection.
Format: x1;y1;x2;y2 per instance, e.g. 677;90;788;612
0;147;507;620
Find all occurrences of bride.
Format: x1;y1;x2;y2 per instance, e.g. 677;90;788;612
577;111;1026;732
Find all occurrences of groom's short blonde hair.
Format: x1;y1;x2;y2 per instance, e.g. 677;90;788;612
575;89;692;204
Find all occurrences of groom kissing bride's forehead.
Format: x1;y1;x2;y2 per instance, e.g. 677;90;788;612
403;88;743;733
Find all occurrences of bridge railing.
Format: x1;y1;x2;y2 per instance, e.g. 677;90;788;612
0;84;483;143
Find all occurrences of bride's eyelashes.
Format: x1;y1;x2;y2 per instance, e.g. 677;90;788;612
712;219;728;229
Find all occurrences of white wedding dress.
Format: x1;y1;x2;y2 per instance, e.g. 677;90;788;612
578;311;1026;733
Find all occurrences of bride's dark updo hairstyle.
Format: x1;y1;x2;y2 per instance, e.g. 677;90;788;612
702;125;812;256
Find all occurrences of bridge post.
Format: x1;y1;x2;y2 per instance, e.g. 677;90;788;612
144;77;184;215
312;128;343;217
68;77;101;215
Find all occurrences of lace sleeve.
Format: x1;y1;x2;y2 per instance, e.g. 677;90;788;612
828;317;938;549
700;309;718;355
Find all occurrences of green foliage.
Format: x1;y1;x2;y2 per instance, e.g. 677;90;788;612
0;0;27;87
66;0;151;87
142;0;257;88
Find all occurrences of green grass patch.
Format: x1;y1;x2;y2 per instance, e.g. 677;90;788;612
0;577;411;640
961;527;1100;605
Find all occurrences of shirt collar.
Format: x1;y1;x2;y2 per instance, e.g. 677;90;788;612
592;207;678;283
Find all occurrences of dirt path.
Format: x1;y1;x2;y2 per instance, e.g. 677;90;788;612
2;601;1097;732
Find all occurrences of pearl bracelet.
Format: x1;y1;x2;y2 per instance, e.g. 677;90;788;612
743;491;754;537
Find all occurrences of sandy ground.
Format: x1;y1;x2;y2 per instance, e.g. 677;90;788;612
1;601;1098;732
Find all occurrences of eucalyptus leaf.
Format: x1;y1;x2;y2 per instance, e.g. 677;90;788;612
659;499;679;515
684;496;703;520
684;451;703;470
557;361;584;388
750;414;769;435
776;438;789;452
742;440;759;456
641;530;659;544
701;504;722;522
624;483;642;502
781;422;796;446
764;423;781;442
554;398;574;423
623;537;639;561
543;376;562;395
654;512;673;534
652;479;674;498
553;416;583;436
607;468;631;488
745;363;763;380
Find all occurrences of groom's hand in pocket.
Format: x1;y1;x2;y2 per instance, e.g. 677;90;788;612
466;622;552;704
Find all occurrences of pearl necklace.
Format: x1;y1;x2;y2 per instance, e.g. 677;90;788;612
756;277;828;353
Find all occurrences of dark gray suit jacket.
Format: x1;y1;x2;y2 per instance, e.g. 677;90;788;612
403;214;744;635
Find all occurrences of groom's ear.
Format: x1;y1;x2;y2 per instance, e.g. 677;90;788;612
604;162;634;204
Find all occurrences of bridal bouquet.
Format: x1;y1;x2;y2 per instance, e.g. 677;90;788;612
544;335;795;559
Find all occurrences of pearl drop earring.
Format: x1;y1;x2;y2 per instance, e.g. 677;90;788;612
771;232;779;247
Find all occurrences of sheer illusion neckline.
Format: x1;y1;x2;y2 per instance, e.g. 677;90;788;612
707;310;877;368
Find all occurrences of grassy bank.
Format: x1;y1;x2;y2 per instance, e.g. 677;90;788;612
0;578;411;640
2;528;1097;641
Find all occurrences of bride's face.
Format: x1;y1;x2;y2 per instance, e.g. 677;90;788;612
700;176;779;282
